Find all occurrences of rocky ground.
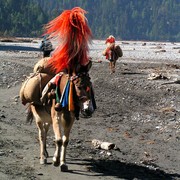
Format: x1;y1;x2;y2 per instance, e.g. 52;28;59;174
0;38;180;180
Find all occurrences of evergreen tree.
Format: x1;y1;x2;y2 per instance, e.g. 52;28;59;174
0;0;179;41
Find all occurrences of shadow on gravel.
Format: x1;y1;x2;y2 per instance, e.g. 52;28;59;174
162;80;180;85
0;45;40;51
121;72;144;75
68;158;180;180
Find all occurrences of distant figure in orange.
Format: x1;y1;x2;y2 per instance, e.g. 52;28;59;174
103;35;123;74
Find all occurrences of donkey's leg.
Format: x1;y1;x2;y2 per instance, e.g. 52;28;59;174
109;62;111;73
51;101;62;167
60;112;75;172
43;123;50;158
109;61;114;74
36;121;48;164
112;60;116;73
31;105;48;165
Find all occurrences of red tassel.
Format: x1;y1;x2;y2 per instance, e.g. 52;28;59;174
43;7;92;73
68;81;74;111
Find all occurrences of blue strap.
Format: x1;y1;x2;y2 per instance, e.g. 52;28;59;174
61;80;70;107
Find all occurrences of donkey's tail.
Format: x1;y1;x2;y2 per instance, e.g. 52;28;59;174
26;105;33;124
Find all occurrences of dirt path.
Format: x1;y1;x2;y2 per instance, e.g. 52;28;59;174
0;40;180;180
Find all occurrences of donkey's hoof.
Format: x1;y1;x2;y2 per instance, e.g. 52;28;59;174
53;161;60;167
60;164;68;172
40;158;47;165
53;157;60;167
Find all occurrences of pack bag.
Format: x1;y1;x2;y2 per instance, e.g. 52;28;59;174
114;45;123;58
33;57;56;75
111;45;123;61
19;73;54;105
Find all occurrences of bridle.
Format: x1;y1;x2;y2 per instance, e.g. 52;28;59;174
69;72;92;102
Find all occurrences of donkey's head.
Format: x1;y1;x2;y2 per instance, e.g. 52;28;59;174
73;61;96;118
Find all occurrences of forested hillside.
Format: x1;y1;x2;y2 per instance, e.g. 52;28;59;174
0;0;179;41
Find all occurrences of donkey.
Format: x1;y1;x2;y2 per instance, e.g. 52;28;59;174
20;7;95;171
26;61;95;171
103;35;123;74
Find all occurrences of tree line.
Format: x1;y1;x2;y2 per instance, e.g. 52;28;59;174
0;0;179;42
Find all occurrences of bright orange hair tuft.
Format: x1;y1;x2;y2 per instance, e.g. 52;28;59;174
44;7;92;73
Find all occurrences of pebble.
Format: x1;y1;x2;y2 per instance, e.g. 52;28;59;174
0;151;5;156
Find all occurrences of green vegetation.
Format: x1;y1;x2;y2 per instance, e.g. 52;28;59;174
0;0;47;37
0;0;179;41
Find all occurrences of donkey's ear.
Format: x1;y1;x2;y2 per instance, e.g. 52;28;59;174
76;60;92;73
85;60;92;72
76;64;81;73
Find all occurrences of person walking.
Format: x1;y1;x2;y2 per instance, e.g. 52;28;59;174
103;35;123;74
40;36;53;57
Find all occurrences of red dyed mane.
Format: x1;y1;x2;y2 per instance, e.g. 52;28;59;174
44;7;92;73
